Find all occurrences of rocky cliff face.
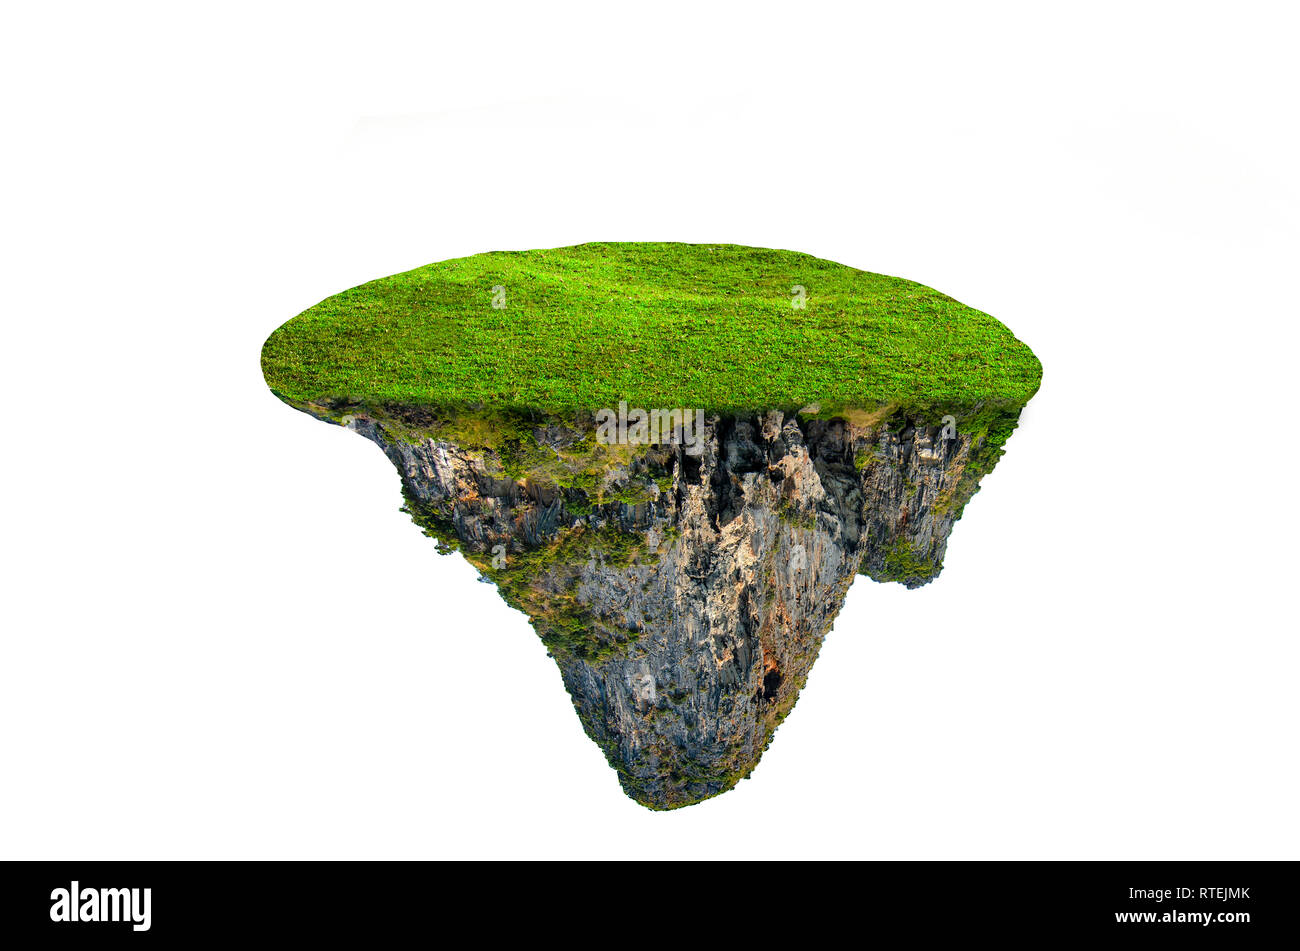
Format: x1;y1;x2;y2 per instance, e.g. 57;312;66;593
337;406;1018;809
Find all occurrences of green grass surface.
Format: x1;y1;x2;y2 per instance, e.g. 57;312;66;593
261;242;1041;414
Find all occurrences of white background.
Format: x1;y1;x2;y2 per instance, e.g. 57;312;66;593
3;2;1298;859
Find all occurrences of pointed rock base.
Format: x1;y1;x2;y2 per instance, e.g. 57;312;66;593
325;405;1021;809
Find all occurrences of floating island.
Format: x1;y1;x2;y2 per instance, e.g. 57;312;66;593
262;242;1042;809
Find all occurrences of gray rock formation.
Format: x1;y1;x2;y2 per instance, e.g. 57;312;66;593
339;406;1020;808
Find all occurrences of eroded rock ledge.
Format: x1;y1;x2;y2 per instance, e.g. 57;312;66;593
332;406;1021;808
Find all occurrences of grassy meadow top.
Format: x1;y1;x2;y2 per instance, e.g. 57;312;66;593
261;242;1041;414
